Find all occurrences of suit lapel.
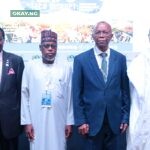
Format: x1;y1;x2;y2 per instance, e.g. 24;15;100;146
89;49;105;85
106;49;117;85
0;52;9;91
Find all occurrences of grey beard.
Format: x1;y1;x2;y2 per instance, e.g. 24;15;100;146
42;56;55;64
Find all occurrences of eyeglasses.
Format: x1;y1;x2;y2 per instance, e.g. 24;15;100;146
41;44;57;49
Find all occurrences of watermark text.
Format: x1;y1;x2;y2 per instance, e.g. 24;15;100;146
10;10;40;17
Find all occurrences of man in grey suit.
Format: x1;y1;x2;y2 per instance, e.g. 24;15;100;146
0;28;24;150
72;21;130;150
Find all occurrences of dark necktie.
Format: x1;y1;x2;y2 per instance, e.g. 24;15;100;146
100;53;107;82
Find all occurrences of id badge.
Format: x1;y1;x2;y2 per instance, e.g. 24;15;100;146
41;91;52;108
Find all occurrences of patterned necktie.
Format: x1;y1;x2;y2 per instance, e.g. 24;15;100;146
100;53;107;82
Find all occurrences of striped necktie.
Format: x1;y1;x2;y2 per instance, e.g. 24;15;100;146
100;52;107;82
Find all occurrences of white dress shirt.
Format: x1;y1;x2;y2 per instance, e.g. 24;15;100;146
93;46;110;75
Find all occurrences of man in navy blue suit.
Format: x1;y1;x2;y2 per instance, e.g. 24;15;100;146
72;21;130;150
0;28;24;150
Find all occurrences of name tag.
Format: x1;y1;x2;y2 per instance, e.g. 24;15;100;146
41;91;52;108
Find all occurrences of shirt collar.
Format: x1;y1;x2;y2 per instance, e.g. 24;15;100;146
93;46;110;57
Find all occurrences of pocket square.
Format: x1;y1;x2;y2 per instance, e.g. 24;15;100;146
8;68;15;75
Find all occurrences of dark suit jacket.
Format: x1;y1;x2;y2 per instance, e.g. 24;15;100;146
73;48;130;136
0;51;24;139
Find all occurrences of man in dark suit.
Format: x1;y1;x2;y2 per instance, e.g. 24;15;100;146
72;21;130;150
0;28;24;150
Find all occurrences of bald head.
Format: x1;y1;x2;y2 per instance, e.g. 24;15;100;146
92;21;112;35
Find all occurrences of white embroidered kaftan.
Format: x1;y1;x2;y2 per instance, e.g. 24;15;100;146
21;59;74;150
127;49;150;150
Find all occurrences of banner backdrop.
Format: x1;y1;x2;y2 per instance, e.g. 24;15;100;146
0;0;134;63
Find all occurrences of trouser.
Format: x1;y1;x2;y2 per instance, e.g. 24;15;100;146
84;114;126;150
0;127;18;150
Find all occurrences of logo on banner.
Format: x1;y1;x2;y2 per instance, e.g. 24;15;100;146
10;10;40;17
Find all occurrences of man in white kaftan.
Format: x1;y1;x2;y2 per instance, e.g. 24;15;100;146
127;48;150;150
21;29;74;150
